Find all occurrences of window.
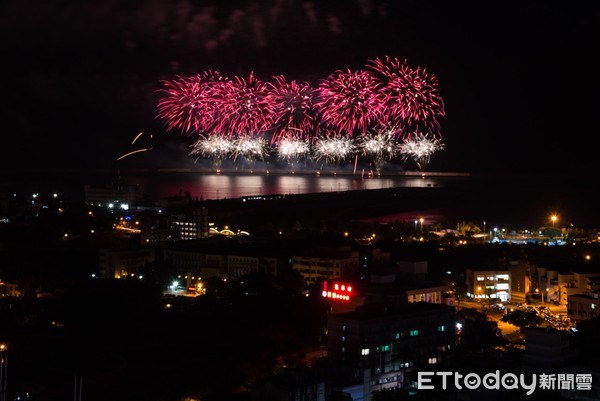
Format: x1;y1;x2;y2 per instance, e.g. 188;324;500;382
410;329;419;337
361;348;370;355
382;345;390;352
341;336;346;342
428;357;437;364
437;325;445;332
395;332;401;339
342;347;346;353
592;304;597;310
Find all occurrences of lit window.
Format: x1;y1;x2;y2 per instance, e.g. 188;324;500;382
428;357;437;364
361;348;370;355
382;345;390;352
592;304;597;310
437;325;445;332
410;330;419;337
342;347;346;353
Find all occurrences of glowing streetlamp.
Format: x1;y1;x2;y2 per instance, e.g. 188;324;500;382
535;288;548;305
414;220;418;232
0;343;7;401
419;217;424;231
550;215;558;228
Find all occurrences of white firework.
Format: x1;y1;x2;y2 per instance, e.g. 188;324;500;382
189;134;234;159
398;133;444;171
314;136;355;164
277;137;310;160
359;131;397;160
233;135;268;161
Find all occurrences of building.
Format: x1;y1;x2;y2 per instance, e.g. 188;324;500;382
499;257;530;301
292;246;359;284
359;260;453;307
466;268;511;302
327;302;456;395
84;183;138;209
523;326;576;374
99;247;156;279
526;261;600;306
567;290;600;323
162;236;293;280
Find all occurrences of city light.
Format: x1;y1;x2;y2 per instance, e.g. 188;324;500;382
322;281;354;302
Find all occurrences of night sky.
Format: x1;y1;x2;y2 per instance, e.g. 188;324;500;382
1;1;598;174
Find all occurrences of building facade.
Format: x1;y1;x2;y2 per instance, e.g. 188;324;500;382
466;268;511;302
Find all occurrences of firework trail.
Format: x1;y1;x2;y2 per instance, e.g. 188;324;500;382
117;132;154;160
265;75;316;144
366;56;445;137
214;72;273;137
315;69;385;137
398;132;445;171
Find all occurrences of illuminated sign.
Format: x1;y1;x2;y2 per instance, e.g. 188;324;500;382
322;281;353;301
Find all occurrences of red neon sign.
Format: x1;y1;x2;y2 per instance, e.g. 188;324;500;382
322;281;353;301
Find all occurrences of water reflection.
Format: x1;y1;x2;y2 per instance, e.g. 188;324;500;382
137;173;443;200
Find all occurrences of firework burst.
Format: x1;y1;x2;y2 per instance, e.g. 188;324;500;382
315;69;384;136
155;71;228;135
233;134;268;162
266;75;315;143
398;133;445;171
189;134;234;170
358;130;398;173
277;135;310;161
313;134;356;165
215;72;273;137
366;56;445;135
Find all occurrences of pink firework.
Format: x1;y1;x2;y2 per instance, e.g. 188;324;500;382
315;69;385;137
366;56;445;136
213;72;273;137
155;71;228;135
265;75;316;143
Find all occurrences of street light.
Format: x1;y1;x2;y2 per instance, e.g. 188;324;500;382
414;220;418;232
535;288;548;305
551;214;558;228
0;343;7;401
419;217;424;231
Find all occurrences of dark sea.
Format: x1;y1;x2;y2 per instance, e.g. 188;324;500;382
1;168;597;230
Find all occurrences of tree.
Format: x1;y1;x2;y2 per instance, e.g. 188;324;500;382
456;308;506;354
501;310;542;328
